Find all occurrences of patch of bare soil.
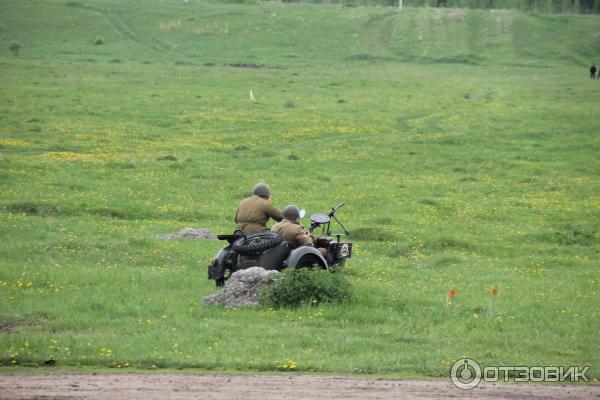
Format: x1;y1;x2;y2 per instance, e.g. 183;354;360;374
0;323;17;333
0;318;26;332
0;373;598;400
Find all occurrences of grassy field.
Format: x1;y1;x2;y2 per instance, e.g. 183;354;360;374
1;0;599;378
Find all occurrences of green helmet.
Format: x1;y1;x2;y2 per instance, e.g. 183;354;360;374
253;183;271;197
282;204;300;219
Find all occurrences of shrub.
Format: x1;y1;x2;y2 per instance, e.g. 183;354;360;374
9;42;22;56
351;226;390;241
156;155;178;161
5;202;60;216
259;268;352;309
94;37;104;45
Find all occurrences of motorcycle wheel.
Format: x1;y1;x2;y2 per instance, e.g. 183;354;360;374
215;268;231;287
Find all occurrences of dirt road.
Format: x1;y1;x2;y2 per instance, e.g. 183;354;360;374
1;372;598;399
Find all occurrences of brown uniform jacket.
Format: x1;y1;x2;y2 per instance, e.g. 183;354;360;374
271;219;313;248
235;195;283;235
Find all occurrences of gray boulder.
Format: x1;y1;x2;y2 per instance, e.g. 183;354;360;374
202;267;279;308
157;228;217;240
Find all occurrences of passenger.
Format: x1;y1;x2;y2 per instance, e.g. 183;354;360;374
271;205;313;248
271;205;328;257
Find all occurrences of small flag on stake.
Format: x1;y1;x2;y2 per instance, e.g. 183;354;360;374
489;288;497;316
446;289;457;306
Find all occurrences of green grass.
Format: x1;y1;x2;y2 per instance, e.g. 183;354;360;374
0;0;599;379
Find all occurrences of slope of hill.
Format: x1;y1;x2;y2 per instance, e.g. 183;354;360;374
1;1;599;67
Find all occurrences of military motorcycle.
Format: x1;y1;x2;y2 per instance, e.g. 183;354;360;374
208;203;352;287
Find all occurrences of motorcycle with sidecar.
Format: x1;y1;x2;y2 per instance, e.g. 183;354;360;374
208;203;352;287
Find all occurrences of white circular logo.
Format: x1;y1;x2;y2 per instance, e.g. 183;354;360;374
340;243;349;257
450;358;482;390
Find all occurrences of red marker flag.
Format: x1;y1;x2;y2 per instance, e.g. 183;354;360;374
489;288;498;316
446;289;457;307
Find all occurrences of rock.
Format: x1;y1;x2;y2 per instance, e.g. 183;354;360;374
157;228;217;240
202;267;279;308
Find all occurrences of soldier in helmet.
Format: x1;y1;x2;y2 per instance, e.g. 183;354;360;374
272;205;327;256
234;183;283;235
271;205;313;248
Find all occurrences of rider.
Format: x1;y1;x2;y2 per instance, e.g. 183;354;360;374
234;183;283;235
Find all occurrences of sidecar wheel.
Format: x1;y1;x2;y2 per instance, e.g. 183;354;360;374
295;254;327;269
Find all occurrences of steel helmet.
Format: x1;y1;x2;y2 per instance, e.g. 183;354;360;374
253;183;271;197
282;204;300;219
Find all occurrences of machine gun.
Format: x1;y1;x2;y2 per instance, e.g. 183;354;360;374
309;202;350;238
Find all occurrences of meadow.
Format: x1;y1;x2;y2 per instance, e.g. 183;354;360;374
0;0;599;378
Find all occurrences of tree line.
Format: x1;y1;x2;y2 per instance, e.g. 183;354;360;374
277;0;600;13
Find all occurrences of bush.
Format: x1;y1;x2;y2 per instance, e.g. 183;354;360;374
9;42;22;56
94;37;104;45
259;268;353;309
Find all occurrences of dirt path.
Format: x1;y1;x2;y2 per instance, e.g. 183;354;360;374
1;372;598;399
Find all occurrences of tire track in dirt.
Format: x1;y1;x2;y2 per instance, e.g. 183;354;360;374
105;9;175;55
353;12;398;60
